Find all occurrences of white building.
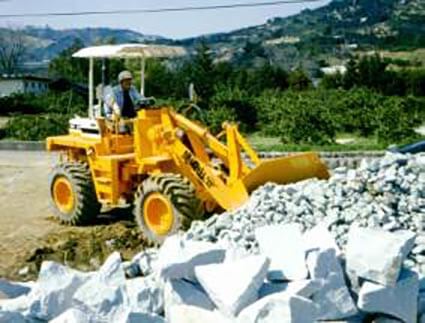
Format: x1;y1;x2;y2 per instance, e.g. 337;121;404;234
320;65;347;76
0;75;50;97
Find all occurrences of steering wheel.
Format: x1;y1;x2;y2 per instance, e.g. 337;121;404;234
136;97;157;110
183;103;207;124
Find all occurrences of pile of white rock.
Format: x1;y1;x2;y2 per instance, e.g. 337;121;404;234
186;153;425;273
1;224;422;322
1;152;424;322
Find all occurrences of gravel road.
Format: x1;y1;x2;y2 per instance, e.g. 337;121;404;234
0;151;61;277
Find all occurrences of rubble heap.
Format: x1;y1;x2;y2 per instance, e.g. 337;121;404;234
187;153;425;273
1;153;424;322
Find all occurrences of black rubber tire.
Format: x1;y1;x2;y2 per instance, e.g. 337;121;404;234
134;173;204;245
48;162;101;225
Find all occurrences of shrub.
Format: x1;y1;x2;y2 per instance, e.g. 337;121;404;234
320;55;425;97
287;69;312;91
375;96;423;145
256;90;338;145
256;88;423;146
328;88;386;136
5;114;70;141
210;86;257;132
0;91;86;116
0;93;43;115
205;106;238;134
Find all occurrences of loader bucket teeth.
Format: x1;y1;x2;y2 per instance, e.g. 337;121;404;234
243;152;330;193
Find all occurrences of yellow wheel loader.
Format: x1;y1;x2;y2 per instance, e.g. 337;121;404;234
46;44;329;244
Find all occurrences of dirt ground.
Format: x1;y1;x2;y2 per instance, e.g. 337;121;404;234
0;151;145;281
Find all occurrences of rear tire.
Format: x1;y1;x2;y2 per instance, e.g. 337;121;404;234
134;173;203;245
48;162;101;225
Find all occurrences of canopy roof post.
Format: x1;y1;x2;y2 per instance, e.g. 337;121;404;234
141;56;145;97
89;57;94;118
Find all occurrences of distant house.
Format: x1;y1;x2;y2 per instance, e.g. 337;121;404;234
0;74;50;97
320;65;347;76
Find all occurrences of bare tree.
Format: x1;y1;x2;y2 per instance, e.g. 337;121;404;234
0;29;27;74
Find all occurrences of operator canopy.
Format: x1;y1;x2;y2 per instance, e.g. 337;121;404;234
72;44;187;59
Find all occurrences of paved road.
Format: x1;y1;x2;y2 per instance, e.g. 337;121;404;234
0;151;60;277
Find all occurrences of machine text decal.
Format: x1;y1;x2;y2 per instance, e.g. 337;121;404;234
182;151;215;188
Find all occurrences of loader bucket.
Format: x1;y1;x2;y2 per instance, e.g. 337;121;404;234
243;152;330;193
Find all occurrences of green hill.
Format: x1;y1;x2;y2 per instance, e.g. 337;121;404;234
1;0;424;74
177;0;425;72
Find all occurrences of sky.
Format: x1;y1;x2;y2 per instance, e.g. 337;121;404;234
0;0;331;39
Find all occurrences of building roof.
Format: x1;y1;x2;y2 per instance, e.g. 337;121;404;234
72;44;187;59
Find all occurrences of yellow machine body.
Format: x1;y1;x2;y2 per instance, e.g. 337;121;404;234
47;107;329;214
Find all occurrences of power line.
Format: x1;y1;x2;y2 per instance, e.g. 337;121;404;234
0;0;323;18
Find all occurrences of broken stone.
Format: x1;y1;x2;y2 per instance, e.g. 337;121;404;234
223;244;252;262
195;255;270;316
125;275;164;315
420;276;425;291
255;224;308;281
123;261;140;279
258;279;322;299
306;248;358;320
322;314;365;323
418;292;425;315
157;235;226;281
73;284;129;322
0;294;30;314
95;251;126;285
184;153;425;274
164;279;215;319
237;294;318;323
373;316;404;323
303;223;341;256
49;308;90;323
120;311;166;323
167;305;233;323
358;269;419;323
346;226;416;286
26;261;92;321
0;279;32;299
130;248;159;277
72;252;130;322
0;310;26;323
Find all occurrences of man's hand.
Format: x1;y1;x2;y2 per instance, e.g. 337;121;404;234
112;102;121;121
111;112;120;122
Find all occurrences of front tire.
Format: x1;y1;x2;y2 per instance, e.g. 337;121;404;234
134;173;203;245
48;162;101;225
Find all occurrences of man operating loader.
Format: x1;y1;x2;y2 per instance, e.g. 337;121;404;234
105;70;143;120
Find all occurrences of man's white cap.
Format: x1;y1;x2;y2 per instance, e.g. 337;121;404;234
118;70;133;82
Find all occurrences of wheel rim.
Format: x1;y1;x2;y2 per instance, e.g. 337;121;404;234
143;192;174;236
52;176;75;213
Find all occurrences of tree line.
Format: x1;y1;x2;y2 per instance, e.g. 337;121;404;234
2;40;425;146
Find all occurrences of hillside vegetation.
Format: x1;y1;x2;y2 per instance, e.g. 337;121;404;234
0;0;424;149
1;0;424;73
1;44;424;149
178;0;425;72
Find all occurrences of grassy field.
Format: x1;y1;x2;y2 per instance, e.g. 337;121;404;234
359;49;425;70
1;117;421;152
247;133;386;152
